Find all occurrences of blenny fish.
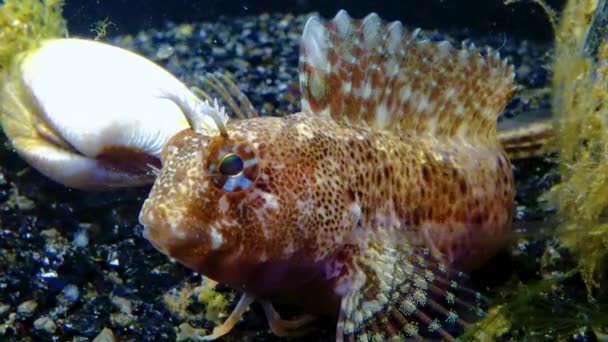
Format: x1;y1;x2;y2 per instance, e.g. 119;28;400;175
139;10;515;341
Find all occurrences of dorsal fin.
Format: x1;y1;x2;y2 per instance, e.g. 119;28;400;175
299;10;516;139
195;72;259;120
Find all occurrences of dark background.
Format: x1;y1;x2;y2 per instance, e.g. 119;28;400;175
63;0;566;43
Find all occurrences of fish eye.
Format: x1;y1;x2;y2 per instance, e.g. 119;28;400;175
219;153;244;176
207;140;258;193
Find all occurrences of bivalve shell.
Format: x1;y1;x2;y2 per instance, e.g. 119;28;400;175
0;38;195;189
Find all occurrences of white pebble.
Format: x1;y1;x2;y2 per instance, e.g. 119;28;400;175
33;316;56;333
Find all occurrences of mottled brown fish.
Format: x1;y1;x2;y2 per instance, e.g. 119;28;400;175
139;10;515;341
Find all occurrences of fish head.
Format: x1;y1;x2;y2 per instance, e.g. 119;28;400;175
139;122;261;279
139;111;356;288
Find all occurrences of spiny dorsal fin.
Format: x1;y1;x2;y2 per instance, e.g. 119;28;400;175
299;10;516;139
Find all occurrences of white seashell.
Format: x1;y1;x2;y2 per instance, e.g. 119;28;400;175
0;38;198;190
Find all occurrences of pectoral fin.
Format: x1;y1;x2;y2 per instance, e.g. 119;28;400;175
199;293;255;341
334;243;485;341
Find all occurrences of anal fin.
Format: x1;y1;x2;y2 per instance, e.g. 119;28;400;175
335;243;486;341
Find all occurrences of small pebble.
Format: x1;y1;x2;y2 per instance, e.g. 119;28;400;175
515;205;526;220
110;312;133;327
73;227;89;248
33;316;57;333
155;44;175;59
93;327;116;342
111;296;132;315
40;229;60;239
0;313;16;335
62;284;80;302
13;194;35;211
16;300;38;316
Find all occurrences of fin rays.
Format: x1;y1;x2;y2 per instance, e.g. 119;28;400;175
196;72;259;120
336;245;486;341
299;10;516;140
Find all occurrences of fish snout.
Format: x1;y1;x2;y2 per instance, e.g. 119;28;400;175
139;197;226;274
138;199;188;254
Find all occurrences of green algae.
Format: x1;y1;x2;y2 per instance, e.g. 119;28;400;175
548;0;608;295
163;278;232;337
463;0;608;339
464;269;608;340
0;0;66;75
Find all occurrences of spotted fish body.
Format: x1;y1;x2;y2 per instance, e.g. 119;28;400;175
140;10;515;341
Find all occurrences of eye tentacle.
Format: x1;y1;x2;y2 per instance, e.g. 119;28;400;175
163;92;229;137
201;99;229;137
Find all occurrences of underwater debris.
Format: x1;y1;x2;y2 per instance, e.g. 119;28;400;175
91;17;115;40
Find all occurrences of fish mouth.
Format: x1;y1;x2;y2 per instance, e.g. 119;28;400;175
138;201;227;272
139;201;194;254
141;224;169;256
139;209;179;257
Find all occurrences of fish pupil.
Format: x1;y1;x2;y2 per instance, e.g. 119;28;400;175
219;153;244;176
